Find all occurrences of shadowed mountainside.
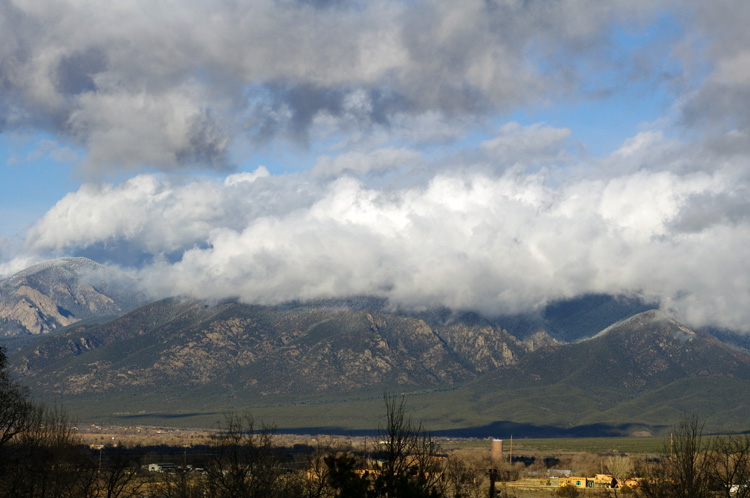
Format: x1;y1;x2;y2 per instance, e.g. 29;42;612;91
463;310;750;433
9;300;750;435
13;298;550;398
4;258;750;435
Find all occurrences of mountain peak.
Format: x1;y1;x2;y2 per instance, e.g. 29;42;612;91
0;257;143;337
587;309;692;341
4;257;103;284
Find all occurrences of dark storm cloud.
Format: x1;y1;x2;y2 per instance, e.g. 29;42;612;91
176;112;232;170
246;83;403;143
55;48;107;96
675;1;750;145
0;0;664;174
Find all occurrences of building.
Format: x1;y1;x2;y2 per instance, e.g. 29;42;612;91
559;474;617;489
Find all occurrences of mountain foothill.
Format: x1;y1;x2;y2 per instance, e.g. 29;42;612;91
1;257;749;437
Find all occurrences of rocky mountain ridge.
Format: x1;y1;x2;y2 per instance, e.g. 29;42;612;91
0;257;144;337
14;298;556;397
9;298;750;435
4;258;750;435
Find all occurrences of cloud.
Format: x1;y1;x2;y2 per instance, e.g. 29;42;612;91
25;166;287;257
6;0;750;335
312;147;422;179
479;122;574;169
20;139;80;164
0;252;38;279
675;1;750;145
21;127;750;332
0;0;669;175
69;88;232;174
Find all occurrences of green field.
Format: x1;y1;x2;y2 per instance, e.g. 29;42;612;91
45;382;731;443
504;436;665;454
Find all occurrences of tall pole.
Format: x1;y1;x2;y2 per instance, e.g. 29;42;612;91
509;435;512;465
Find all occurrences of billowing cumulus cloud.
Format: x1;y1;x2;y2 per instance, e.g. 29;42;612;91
25;166;304;256
22;125;750;332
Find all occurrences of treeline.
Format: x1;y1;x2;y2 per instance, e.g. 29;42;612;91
635;417;750;498
552;417;750;498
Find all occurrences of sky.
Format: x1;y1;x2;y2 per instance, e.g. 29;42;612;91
1;0;750;331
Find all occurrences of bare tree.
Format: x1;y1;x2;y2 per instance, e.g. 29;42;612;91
709;433;750;498
605;455;633;483
569;452;603;478
1;346;144;498
300;437;338;498
96;444;144;498
370;394;446;498
0;346;33;452
0;349;88;498
444;450;488;498
639;416;712;498
204;411;299;498
323;395;446;498
603;455;634;498
153;467;206;498
0;403;84;498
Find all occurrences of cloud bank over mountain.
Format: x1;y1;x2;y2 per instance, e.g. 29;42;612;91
3;0;750;331
23;125;750;331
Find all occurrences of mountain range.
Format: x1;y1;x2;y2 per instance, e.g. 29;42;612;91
2;258;750;437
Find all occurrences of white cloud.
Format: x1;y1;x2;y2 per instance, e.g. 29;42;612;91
25;166;281;255
0;254;39;279
224;167;270;186
20;128;750;332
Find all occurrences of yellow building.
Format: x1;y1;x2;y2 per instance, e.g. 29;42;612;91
559;474;617;489
559;474;643;490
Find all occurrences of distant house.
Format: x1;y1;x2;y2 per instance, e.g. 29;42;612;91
559;474;643;489
559;474;617;489
148;463;179;473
